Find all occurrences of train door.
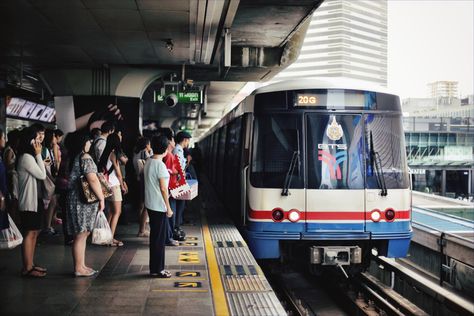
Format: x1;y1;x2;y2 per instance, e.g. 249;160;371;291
305;113;366;233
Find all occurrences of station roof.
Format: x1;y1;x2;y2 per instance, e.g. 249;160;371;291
0;0;323;137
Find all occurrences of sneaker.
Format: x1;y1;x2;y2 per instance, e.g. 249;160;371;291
41;227;58;236
150;270;171;278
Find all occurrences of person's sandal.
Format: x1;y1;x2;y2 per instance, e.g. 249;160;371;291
22;268;46;278
32;265;47;273
107;240;124;247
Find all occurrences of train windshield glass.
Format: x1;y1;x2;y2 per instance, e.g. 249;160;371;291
251;114;304;189
365;114;410;189
307;114;365;189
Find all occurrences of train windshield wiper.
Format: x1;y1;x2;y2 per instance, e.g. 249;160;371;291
369;131;388;196
281;150;300;196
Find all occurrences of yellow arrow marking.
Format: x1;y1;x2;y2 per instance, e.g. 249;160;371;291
177;271;200;277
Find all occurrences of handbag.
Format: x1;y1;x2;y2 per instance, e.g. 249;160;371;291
78;155;113;204
42;168;56;199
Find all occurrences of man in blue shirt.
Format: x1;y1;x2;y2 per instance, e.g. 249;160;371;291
171;131;191;238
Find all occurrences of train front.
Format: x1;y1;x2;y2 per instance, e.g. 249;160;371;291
246;86;412;268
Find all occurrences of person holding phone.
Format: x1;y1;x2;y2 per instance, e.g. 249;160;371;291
17;127;47;278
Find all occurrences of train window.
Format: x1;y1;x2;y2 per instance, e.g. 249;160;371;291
306;114;365;190
365;114;410;189
251;114;303;189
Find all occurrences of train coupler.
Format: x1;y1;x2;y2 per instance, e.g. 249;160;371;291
310;246;362;265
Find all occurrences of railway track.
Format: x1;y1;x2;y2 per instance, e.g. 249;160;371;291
263;254;474;316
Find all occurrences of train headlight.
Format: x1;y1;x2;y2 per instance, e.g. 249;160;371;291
271;208;284;222
288;209;301;223
385;208;395;222
370;210;381;222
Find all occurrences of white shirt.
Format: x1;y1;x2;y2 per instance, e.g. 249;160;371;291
17;154;46;212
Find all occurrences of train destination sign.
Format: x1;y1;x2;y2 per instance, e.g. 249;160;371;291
294;90;366;107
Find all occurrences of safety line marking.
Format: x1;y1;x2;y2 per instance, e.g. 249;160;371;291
151;289;208;293
201;209;230;316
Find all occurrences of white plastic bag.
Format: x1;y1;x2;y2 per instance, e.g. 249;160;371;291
92;211;113;245
0;214;23;250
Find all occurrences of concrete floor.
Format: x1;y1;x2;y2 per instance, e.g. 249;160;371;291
0;211;214;316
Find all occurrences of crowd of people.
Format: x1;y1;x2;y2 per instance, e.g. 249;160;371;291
0;118;197;279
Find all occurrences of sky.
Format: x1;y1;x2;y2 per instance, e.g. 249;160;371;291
388;0;474;99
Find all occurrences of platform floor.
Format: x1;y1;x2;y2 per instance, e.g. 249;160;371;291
0;179;285;316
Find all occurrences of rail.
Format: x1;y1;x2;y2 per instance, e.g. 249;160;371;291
373;256;474;315
411;207;474;267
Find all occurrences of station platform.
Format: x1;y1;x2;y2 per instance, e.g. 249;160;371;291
0;179;285;316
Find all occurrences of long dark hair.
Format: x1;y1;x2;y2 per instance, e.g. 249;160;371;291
64;132;91;172
6;129;21;151
17;127;38;158
134;136;150;154
43;129;55;149
98;133;122;172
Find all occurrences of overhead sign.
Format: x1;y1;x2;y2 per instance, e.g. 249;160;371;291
155;91;202;104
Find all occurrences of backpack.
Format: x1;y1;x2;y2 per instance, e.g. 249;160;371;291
91;137;106;164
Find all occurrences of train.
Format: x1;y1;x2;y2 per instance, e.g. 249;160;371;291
198;78;412;270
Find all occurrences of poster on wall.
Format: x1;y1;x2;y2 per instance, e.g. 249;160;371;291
72;96;140;154
5;97;56;123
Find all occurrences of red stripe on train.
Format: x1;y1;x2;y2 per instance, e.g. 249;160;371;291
248;209;410;221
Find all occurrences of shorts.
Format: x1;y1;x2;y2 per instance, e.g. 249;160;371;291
20;201;44;231
107;185;123;202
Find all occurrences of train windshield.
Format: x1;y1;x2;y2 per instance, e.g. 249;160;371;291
365;114;410;189
251;113;409;190
251;114;304;189
306;113;409;190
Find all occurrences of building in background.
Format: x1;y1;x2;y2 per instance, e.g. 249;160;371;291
275;0;387;86
428;80;458;98
402;90;473;200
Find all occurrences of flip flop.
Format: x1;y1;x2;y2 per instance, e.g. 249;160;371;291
22;268;46;278
33;265;47;272
108;240;124;247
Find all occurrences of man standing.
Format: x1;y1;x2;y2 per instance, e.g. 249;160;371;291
172;131;191;239
92;121;115;163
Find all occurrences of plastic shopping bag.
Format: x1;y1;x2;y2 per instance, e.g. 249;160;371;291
0;214;23;250
92;211;113;245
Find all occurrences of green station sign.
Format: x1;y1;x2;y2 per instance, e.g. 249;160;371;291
155;90;202;104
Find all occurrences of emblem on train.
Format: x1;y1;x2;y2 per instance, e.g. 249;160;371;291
326;116;343;141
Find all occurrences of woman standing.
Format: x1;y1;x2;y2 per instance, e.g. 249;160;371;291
144;135;173;278
65;132;105;277
98;133;127;246
4;129;20;223
17;127;47;278
41;129;58;235
133;136;152;237
0;129;8;224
